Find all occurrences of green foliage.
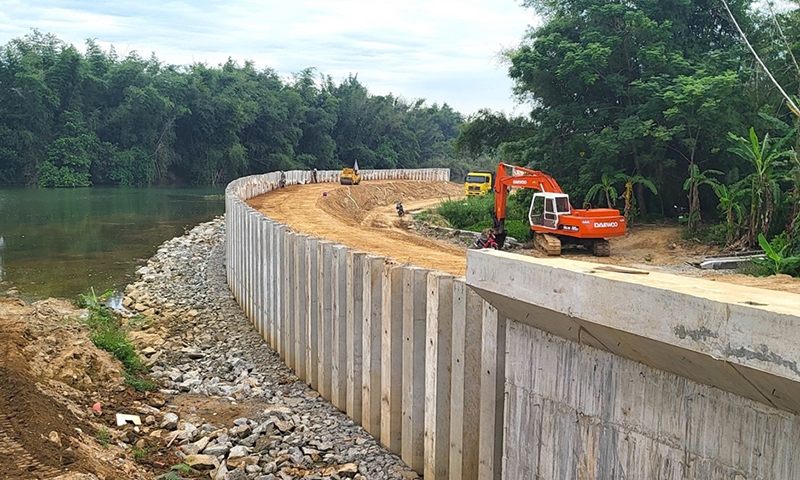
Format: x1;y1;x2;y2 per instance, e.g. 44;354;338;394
436;190;530;231
96;426;111;449
752;233;800;276
0;32;465;187
727;127;794;246
131;447;148;462
504;220;533;242
154;463;194;480
584;173;619;208
436;196;496;230
123;372;156;392
79;287;149;378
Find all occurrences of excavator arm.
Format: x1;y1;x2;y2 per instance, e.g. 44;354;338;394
492;162;565;238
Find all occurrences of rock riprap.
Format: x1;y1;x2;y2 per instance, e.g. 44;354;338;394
124;217;418;480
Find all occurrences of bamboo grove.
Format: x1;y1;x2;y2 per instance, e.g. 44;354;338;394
0;30;465;188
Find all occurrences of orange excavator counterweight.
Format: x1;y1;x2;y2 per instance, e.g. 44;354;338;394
492;162;626;256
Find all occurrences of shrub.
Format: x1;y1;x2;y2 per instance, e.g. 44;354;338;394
752;233;800;276
505;220;533;241
436;196;495;229
78;287;150;381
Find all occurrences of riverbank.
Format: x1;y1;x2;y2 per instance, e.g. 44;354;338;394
124;217;417;479
0;217;417;479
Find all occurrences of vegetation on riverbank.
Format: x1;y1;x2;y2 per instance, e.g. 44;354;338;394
0;31;464;188
77;288;155;391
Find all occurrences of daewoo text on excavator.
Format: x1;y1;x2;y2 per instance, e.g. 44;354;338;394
492;162;626;256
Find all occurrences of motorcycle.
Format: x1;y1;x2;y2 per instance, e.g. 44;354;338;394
474;230;500;249
396;202;405;217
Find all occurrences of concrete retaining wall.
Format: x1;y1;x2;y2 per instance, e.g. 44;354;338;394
467;250;800;480
225;168;502;479
227;169;800;479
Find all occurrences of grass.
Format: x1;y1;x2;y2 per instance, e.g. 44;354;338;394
77;287;155;392
132;447;148;462
155;463;194;480
96;426;111;449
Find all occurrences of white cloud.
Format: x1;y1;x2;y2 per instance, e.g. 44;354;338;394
0;0;539;115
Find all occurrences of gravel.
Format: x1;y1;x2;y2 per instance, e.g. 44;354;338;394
124;217;418;480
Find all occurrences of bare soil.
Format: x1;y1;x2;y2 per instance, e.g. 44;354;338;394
0;297;164;480
249;180;800;295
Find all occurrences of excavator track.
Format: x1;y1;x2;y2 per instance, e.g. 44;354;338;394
535;233;562;256
592;239;611;257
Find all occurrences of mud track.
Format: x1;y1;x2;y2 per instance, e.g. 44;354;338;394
248;180;800;295
248;181;469;276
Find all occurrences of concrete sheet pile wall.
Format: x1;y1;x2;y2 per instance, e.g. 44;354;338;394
467;250;800;480
225;168;505;479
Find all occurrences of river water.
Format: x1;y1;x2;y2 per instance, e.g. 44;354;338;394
0;187;224;300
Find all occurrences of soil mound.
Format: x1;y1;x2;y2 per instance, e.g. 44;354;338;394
0;297;151;480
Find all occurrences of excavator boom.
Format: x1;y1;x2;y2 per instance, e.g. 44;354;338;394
491;162;625;257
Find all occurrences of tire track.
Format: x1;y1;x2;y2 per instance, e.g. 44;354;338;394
0;413;64;479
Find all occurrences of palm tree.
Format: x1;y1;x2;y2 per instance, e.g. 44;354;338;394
615;173;658;223
711;181;747;245
682;164;722;234
727;127;793;246
584;172;619;208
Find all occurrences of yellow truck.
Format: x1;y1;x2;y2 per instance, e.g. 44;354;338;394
464;171;493;196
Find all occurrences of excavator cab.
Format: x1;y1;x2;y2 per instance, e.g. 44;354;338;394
529;193;571;229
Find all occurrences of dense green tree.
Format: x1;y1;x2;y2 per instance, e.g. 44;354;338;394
506;0;753;211
0;32;464;187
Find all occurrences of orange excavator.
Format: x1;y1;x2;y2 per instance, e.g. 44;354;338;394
492;162;626;256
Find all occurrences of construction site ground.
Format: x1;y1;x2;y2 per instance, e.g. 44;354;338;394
248;180;800;295
0;179;796;480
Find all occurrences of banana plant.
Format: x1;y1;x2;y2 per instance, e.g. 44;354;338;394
615;173;658;223
728;127;793;246
711;181;746;246
682;164;721;234
755;233;800;275
584;172;619;208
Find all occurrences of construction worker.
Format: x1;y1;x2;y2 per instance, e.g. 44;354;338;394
312;168;318;183
279;171;286;188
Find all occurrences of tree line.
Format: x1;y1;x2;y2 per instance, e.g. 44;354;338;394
0;30;465;188
457;0;800;266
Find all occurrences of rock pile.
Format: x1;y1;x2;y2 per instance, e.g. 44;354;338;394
123;217;417;480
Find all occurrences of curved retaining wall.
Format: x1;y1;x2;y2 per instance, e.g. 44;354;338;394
227;169;800;479
225;169;504;479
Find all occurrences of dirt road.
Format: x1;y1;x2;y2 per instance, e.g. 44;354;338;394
249;180;800;295
249;181;470;276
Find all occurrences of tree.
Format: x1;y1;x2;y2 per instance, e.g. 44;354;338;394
727;127;793;245
584;172;619;208
507;0;753;211
682;164;722;233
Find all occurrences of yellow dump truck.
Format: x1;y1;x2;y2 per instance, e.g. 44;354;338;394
464;171;493;195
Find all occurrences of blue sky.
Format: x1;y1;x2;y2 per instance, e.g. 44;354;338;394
0;0;539;116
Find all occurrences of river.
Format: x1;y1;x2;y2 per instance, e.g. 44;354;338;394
0;187;224;300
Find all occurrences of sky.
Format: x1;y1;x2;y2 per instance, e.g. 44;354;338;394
0;0;540;116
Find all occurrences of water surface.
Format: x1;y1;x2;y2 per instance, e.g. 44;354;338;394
0;187;224;300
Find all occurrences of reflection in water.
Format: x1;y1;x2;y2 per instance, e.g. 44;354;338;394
0;188;223;300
